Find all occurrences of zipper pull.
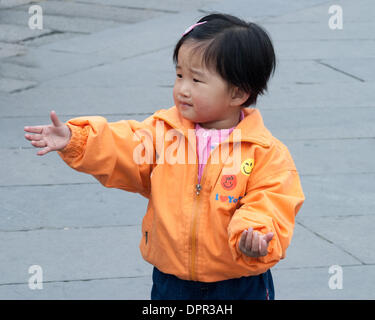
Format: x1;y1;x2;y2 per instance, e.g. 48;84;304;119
195;184;202;196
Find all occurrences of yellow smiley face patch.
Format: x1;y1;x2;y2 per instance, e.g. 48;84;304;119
240;158;255;176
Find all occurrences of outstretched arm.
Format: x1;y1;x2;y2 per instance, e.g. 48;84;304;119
24;111;71;156
25;110;157;198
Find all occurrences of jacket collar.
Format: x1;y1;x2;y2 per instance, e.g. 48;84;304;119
153;106;272;147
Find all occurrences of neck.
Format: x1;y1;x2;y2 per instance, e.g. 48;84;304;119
198;109;242;129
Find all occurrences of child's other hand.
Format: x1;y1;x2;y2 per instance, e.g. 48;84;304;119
238;228;274;258
24;110;71;156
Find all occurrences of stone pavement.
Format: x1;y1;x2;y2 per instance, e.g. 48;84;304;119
0;0;374;299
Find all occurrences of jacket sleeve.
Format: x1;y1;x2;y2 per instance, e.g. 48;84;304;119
57;115;157;198
227;142;305;272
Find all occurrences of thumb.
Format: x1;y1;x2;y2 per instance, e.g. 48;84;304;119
50;110;63;127
264;232;274;243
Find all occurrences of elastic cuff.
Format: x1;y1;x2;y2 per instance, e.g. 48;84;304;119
57;123;90;159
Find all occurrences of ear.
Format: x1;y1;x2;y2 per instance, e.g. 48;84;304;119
230;87;250;107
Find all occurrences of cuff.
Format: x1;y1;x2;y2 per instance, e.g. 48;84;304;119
57;123;90;160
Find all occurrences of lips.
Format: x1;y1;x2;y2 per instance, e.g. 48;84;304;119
179;100;193;108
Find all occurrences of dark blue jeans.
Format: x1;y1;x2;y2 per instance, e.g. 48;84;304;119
151;267;274;300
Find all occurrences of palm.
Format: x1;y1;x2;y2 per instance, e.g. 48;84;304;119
24;111;71;156
42;125;69;150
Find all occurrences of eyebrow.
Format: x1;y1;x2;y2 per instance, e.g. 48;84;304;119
176;65;205;77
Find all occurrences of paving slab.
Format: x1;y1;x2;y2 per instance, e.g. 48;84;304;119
0;274;152;299
13;1;164;24
20;31;87;48
260;21;375;41
272;265;375;299
0;149;95;186
0;0;32;9
299;173;375;218
287;138;375;176
0;61;39;81
274;39;375;60
0;24;52;43
0;184;147;231
271;59;359;85
274;223;360;270
0;9;123;33
0;42;27;58
0;77;36;93
0;86;173;117
39;46;175;89
264;0;375;24
318;58;375;82
2;47;114;82
0;225;150;284
261;106;375;141
77;0;219;13
38;11;202;56
260;82;375;108
298;215;375;264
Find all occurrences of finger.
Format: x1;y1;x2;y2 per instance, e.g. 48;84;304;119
239;230;247;252
24;126;43;134
37;146;51;156
50;110;63;127
245;228;253;251
259;239;268;256
31;140;47;148
251;231;260;254
264;232;274;243
25;133;42;141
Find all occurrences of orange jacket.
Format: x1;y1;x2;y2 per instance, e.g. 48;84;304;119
58;106;305;282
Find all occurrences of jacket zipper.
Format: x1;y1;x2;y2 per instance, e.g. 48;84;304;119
189;154;210;281
190;182;201;281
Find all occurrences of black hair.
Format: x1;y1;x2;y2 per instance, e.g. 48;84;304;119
173;13;276;107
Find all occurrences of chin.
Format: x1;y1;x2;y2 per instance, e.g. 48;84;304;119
177;107;197;122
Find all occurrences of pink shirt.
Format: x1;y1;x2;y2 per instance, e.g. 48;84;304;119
195;110;245;183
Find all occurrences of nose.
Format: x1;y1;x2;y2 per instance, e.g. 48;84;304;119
177;80;190;98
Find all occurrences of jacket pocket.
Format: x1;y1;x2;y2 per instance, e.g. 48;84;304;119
140;210;153;258
145;231;149;245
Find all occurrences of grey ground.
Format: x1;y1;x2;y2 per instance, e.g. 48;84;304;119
0;0;374;299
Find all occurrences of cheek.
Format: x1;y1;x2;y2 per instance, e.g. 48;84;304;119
172;83;178;99
194;93;213;111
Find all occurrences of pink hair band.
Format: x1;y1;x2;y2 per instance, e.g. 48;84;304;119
182;21;207;36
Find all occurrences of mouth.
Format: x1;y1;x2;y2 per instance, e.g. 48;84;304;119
179;101;193;108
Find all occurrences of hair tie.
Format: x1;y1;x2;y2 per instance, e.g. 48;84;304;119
182;21;207;36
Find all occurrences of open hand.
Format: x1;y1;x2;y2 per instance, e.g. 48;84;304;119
24;111;71;156
239;227;274;258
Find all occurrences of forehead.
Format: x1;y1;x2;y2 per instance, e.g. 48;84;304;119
176;42;209;70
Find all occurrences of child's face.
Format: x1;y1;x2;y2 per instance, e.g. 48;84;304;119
173;43;242;129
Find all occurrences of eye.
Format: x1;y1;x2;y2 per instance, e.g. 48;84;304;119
193;78;201;83
176;74;182;78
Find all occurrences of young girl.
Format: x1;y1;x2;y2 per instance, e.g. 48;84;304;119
24;13;304;300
